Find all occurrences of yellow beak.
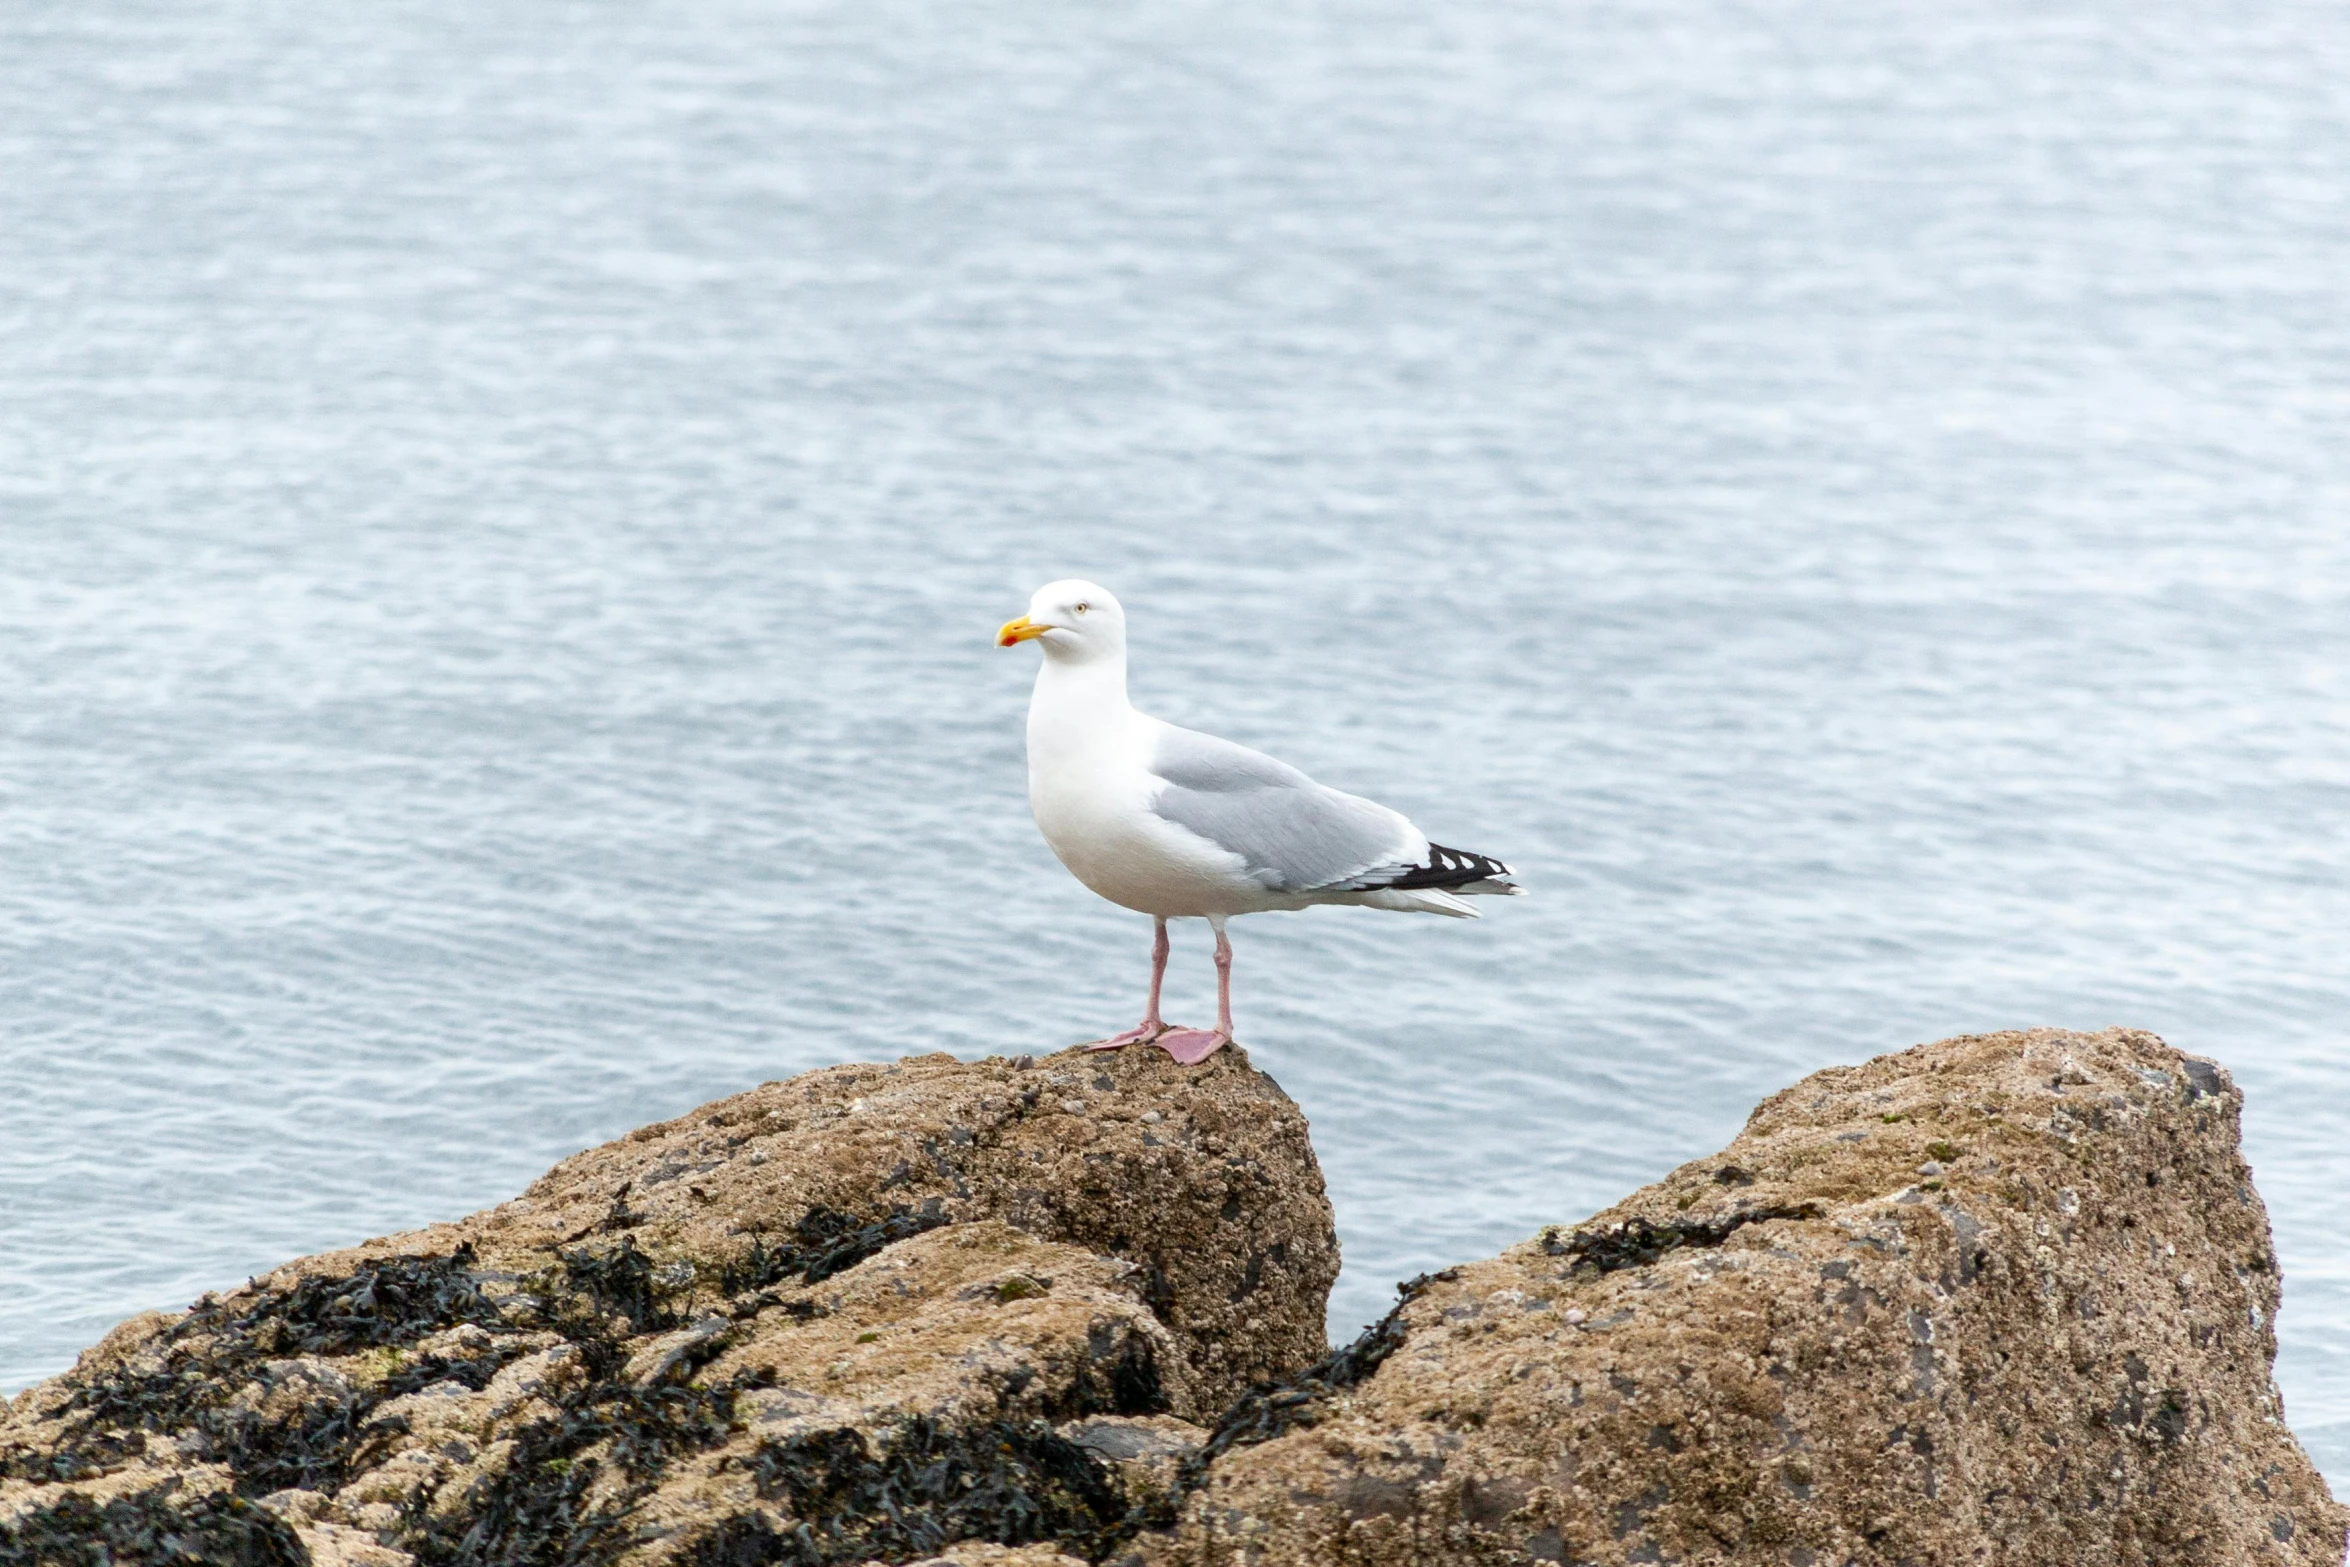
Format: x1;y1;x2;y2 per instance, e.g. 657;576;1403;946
997;616;1049;647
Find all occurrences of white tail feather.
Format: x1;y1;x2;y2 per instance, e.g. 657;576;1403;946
1352;886;1479;917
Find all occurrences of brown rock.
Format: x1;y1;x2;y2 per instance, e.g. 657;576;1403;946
477;1041;1335;1408
615;1221;1203;1548
8;1027;2340;1567
874;1547;1090;1567
0;1043;1330;1567
1143;1028;2346;1566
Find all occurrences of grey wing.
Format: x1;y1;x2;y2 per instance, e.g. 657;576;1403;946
1147;724;1421;892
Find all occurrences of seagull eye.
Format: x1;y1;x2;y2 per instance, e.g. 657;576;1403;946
1074;602;1090;614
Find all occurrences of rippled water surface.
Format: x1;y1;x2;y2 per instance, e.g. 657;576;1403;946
4;0;2347;1484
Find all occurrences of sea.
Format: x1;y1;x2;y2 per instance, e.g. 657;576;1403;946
3;0;2345;1488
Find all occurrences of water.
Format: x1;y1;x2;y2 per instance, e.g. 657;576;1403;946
3;0;2345;1485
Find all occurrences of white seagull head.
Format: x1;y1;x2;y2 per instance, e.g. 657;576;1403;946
997;579;1126;664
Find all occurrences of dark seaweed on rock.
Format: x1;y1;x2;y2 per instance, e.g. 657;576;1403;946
799;1205;950;1286
1187;1268;1460;1473
0;1488;308;1567
180;1380;392;1498
405;1365;773;1567
1542;1203;1823;1274
224;1349;534;1494
7;1230;798;1566
718;1205;952;1298
189;1245;509;1356
2;1420;150;1487
5;1247;526;1492
552;1238;681;1335
687;1417;1131;1566
13;1344;533;1495
1078;1322;1168;1419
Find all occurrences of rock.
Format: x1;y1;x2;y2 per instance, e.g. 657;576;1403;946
1061;1414;1209;1520
298;1520;414;1567
6;1027;2341;1567
877;1546;1089;1567
483;1041;1335;1408
0;1043;1333;1567
1142;1028;2347;1566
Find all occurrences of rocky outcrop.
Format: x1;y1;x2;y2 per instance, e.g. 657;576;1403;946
4;1028;2342;1567
0;1044;1333;1567
1147;1028;2346;1566
471;1043;1336;1410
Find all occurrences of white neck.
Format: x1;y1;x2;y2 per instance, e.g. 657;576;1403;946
1029;646;1134;737
1026;647;1153;824
1021;641;1169;899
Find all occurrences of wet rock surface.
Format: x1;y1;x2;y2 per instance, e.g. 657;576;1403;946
0;1044;1320;1567
5;1028;2341;1567
1140;1028;2346;1566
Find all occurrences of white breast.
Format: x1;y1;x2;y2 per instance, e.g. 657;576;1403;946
1024;672;1260;917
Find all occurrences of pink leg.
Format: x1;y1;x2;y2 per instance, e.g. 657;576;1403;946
1154;917;1232;1065
1214;921;1234;1036
1085;918;1172;1050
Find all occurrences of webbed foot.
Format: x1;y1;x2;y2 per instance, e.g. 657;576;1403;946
1083;1021;1168;1052
1152;1028;1229;1066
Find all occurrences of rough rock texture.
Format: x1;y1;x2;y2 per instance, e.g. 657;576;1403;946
0;1043;1322;1567
474;1042;1335;1409
883;1548;1087;1567
1145;1028;2345;1566
7;1027;2342;1567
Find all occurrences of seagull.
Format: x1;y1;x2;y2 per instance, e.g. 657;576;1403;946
997;579;1522;1065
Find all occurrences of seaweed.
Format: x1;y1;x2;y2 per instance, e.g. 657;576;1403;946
409;1415;631;1567
16;1343;537;1497
12;1226;808;1567
553;1238;679;1335
30;1362;220;1478
190;1245;509;1356
801;1206;950;1286
8;1247;526;1493
598;1182;647;1235
684;1417;1132;1566
186;1386;395;1498
717;1205;951;1298
3;1423;149;1487
1083;1324;1166;1418
9;1204;991;1567
0;1488;308;1567
403;1365;774;1567
1184;1268;1451;1474
208;1346;534;1496
1541;1203;1823;1274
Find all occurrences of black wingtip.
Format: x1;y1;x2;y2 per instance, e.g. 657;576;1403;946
1379;843;1515;891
